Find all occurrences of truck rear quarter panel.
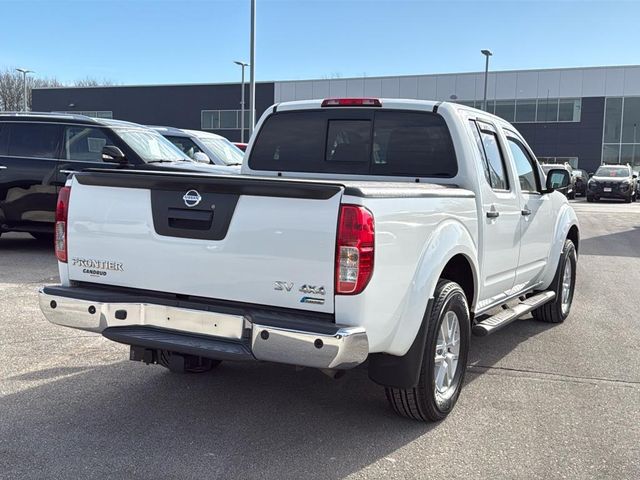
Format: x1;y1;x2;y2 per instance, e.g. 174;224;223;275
335;194;478;355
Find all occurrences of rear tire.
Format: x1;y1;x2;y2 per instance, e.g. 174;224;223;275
385;280;470;422
532;239;576;323
586;196;594;203
158;350;221;373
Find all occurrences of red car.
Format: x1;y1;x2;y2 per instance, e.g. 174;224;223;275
234;142;247;152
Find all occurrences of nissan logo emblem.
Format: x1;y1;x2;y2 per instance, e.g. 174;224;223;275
183;189;202;208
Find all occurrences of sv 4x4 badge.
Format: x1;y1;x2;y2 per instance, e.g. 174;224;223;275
274;282;326;305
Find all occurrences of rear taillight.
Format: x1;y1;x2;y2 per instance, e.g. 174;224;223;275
321;98;382;107
55;186;71;263
335;205;374;295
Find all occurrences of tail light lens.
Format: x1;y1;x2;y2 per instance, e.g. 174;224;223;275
335;205;374;294
321;98;382;107
55;186;71;263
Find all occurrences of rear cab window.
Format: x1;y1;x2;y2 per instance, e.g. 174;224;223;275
249;109;457;177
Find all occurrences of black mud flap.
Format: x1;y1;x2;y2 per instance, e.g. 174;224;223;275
367;298;433;389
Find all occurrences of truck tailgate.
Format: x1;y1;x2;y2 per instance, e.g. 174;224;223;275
66;171;343;314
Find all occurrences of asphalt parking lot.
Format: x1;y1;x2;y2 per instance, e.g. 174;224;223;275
1;197;639;480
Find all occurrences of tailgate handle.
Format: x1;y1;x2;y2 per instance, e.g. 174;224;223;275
167;208;213;231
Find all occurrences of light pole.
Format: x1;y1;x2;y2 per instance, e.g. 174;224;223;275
234;61;249;143
15;68;34;112
481;50;492;112
249;0;256;137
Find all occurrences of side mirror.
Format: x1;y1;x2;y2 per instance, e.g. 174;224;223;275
633;174;638;179
192;152;211;164
102;145;127;166
545;168;571;192
588;172;594;178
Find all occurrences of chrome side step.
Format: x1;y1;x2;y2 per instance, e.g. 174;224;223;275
472;291;556;337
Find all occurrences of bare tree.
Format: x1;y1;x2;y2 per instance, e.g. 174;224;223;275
0;67;114;111
74;77;115;87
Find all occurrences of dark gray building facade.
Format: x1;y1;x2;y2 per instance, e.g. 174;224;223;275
32;66;640;174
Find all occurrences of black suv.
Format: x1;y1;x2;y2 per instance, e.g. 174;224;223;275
587;164;638;203
0;113;221;240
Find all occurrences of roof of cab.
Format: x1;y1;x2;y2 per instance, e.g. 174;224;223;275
0;111;146;129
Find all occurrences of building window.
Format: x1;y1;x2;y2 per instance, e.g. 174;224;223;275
62;111;113;119
457;98;581;123
602;97;640;167
201;109;254;130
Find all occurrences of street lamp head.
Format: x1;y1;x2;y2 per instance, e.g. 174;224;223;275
481;49;493;57
234;61;249;67
15;68;34;74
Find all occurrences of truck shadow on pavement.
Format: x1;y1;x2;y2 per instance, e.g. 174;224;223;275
578;225;640;258
0;317;559;480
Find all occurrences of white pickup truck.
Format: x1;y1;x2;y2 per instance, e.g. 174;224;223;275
39;98;579;422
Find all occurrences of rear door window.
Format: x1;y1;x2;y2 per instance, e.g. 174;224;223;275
249;109;457;177
0;124;8;155
8;123;62;159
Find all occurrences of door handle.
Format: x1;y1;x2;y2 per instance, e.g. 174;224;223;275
486;210;500;218
521;208;531;216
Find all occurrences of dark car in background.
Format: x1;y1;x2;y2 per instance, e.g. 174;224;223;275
572;168;587;196
0;113;229;240
587;164;637;203
542;163;576;199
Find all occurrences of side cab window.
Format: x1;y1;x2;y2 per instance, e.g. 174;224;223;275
468;119;509;191
505;133;542;193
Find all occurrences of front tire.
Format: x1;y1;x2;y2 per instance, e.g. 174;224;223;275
532;239;576;323
385;280;470;422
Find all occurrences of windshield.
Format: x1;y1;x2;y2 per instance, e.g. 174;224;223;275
115;128;190;163
198;136;244;165
595;166;630;177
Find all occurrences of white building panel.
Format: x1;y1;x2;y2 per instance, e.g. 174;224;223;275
605;67;625;96
475;73;496;102
515;71;538;98
364;78;382;97
581;68;606;97
295;81;313;100
623;66;640;96
278;82;296;102
559;69;583;98
329;79;347;98
346;78;365;97
417;76;437;100
399;76;418;98
436;75;457;101
312;80;330;99
381;77;400;97
537;70;561;98
494;72;517;100
455;74;477;101
274;83;281;103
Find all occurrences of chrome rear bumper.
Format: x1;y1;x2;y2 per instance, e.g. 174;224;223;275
38;287;368;370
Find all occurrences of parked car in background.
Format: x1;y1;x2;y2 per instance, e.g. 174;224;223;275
572;168;587;196
542;163;575;199
234;142;248;152
587;164;637;203
40;98;579;423
151;126;243;172
0;113;232;240
634;170;640;198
